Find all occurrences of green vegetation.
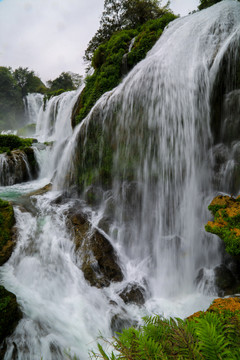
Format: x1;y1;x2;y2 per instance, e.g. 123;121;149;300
205;195;240;256
91;297;240;359
85;0;172;62
47;71;82;92
0;66;46;130
0;67;23;130
0;286;22;345
76;121;113;189
0;198;15;266
0;134;33;154
198;0;221;10
198;0;240;10
74;12;176;125
13;67;47;97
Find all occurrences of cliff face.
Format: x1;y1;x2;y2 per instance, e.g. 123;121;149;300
0;199;22;357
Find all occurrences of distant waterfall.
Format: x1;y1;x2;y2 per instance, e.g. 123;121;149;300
55;0;240;297
24;93;44;124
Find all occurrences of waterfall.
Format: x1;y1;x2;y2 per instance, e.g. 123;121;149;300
0;151;32;186
55;0;240;297
1;1;240;359
24;93;44;124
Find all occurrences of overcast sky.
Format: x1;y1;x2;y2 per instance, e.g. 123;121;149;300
0;0;199;83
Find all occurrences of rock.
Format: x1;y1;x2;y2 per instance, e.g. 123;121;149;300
118;283;146;305
67;210;123;288
214;264;237;296
0;286;22;358
0;199;16;266
25;183;52;197
205;195;240;257
111;312;137;334
0;148;38;186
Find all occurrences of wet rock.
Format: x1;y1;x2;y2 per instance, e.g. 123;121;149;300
0;148;38;186
25;183;52;197
0;286;22;357
118;283;146;305
84;185;103;206
67;210;123;288
0;199;16;266
214;264;236;296
111;312;137;334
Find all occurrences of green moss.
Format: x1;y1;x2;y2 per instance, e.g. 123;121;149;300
0;286;22;344
206;195;240;256
0;134;33;154
74;13;176;126
76;122;114;190
208;204;227;216
0;199;15;266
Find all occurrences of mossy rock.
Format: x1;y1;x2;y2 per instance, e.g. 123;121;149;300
188;296;240;320
0;199;16;266
205;195;240;256
67;209;123;288
0;286;22;353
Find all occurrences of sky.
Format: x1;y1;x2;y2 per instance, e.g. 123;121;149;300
0;0;199;83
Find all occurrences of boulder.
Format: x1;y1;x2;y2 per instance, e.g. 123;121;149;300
118;283;146;305
67;210;123;288
0;286;22;358
214;264;237;296
111;312;137;334
0;148;38;186
0;199;16;266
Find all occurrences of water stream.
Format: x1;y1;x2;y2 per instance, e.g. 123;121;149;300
1;1;240;359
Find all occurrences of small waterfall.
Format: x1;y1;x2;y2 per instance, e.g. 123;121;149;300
35;87;84;179
24;93;44;124
0;150;32;186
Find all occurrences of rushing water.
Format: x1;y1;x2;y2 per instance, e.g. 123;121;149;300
1;1;240;359
24;93;44;125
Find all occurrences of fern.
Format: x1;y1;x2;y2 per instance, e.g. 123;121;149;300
195;313;233;359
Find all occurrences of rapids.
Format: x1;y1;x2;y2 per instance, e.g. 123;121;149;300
1;1;240;359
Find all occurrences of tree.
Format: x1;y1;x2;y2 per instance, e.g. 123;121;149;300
198;0;221;10
13;67;46;96
85;0;170;62
47;71;82;92
0;67;23;129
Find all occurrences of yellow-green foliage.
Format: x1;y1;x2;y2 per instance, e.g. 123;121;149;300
205;195;240;256
91;297;240;360
0;198;15;265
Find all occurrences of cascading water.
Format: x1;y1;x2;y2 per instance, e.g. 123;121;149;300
1;1;240;359
24;93;44;125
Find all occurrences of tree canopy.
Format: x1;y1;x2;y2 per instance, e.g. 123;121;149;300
85;0;170;62
47;71;82;92
13;67;46;96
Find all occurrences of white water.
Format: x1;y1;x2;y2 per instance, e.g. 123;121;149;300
24;93;44;125
1;1;240;359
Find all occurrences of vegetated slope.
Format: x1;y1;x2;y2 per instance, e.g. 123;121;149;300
72;12;177;127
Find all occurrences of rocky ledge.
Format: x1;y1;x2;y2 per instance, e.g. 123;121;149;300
67;209;123;288
206;195;240;257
